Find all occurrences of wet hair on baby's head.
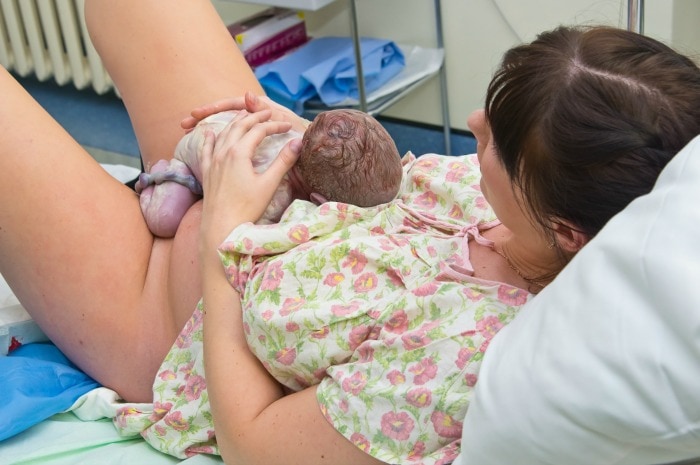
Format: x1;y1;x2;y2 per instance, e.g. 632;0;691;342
297;109;402;207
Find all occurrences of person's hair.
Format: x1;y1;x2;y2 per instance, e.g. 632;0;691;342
297;109;402;207
486;25;700;243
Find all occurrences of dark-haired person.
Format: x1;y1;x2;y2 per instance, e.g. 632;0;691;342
0;0;698;462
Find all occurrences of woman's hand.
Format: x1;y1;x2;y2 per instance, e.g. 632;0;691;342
180;95;247;132
196;109;386;465
181;91;310;133
197;109;301;249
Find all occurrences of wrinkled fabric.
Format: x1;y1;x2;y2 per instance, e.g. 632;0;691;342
0;342;100;441
114;154;533;464
255;37;405;112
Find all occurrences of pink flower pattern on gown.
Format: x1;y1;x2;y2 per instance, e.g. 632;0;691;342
113;153;532;463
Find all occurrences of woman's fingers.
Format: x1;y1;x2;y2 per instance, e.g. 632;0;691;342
180;96;249;130
197;109;300;242
198;130;215;174
265;138;302;182
214;110;292;160
182;92;309;136
244;91;268;112
203;110;293;188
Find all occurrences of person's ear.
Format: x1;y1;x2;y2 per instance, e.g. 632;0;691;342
551;220;589;253
309;192;328;205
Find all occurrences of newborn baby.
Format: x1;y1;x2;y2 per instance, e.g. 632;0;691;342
136;109;403;237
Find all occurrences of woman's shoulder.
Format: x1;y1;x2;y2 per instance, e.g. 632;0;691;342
399;152;495;224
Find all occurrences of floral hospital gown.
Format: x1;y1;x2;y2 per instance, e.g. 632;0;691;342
113;153;533;464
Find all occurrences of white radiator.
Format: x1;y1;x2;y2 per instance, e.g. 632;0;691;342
0;0;113;94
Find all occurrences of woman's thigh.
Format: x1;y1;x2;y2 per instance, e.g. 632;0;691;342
80;0;266;399
0;67;175;401
85;0;264;170
0;1;263;402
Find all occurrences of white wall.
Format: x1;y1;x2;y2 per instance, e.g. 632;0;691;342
213;0;700;133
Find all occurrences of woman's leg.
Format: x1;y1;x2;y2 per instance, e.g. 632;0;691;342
81;0;268;396
84;0;268;337
0;1;265;402
85;0;264;170
0;67;165;401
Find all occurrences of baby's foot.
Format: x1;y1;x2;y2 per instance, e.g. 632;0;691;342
137;159;201;238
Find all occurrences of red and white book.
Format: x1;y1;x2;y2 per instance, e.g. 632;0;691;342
228;8;309;67
244;22;309;68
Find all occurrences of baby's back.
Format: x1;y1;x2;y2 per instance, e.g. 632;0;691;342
175;111;303;224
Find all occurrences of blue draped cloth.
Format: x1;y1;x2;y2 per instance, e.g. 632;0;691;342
0;343;100;440
254;37;405;113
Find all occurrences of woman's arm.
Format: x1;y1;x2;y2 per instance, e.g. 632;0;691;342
201;243;384;465
198;111;383;465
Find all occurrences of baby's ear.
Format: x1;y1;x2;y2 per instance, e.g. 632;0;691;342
309;193;328;205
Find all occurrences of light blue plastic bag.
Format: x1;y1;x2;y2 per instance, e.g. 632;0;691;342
0;342;100;441
255;37;405;113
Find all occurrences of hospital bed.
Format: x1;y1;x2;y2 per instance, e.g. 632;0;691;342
3;131;700;465
7;2;700;461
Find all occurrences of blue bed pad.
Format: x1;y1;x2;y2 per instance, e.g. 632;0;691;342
0;342;100;441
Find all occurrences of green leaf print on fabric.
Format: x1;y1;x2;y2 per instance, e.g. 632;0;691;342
111;154;532;464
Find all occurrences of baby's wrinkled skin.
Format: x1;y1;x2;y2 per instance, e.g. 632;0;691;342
136;108;404;238
136;111;302;237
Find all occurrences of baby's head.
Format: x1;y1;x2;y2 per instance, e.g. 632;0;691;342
296;109;402;207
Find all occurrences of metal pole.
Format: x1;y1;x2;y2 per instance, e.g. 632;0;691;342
627;0;645;34
434;0;451;155
349;0;367;112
